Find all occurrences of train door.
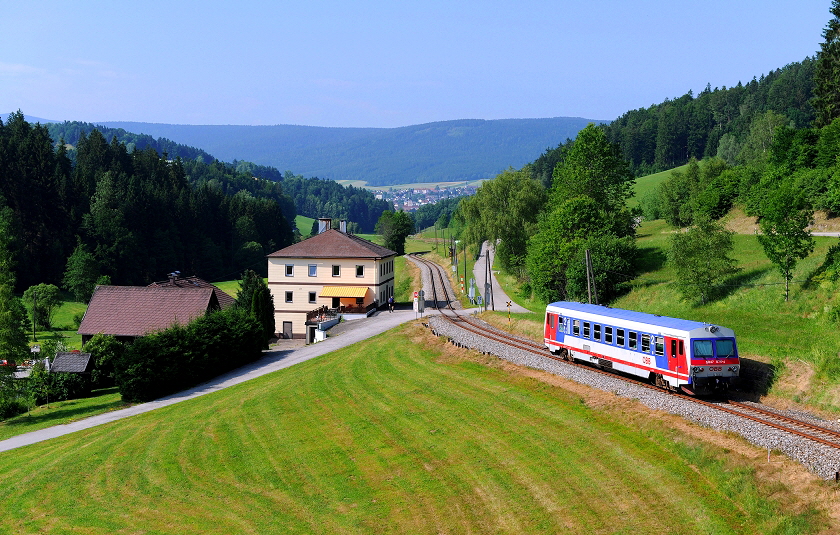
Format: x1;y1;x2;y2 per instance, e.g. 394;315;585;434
544;313;554;340
666;337;687;375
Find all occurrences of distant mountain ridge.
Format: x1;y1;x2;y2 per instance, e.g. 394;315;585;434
98;117;603;186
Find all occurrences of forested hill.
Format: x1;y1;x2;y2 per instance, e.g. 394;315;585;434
45;120;216;164
529;58;816;185
97;117;602;186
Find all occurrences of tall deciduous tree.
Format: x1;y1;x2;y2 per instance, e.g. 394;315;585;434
667;217;739;305
375;210;414;255
814;1;840;127
526;124;637;303
459;168;545;272
22;283;63;330
551;123;635;213
757;187;815;301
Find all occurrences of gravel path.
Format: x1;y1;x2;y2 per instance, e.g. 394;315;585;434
473;242;531;313
429;315;840;479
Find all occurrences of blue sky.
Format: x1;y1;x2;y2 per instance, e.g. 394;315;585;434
0;1;830;128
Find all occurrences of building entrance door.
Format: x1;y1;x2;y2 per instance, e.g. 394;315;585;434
332;297;340;308
282;321;292;339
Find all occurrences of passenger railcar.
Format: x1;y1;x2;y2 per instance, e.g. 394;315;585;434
544;302;739;395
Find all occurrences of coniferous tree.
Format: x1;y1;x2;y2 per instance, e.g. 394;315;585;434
814;1;840;127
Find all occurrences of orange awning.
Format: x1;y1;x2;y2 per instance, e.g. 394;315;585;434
320;286;368;298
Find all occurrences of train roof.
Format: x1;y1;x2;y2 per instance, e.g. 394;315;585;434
547;301;724;333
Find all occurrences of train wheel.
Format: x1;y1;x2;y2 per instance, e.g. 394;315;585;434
560;348;572;362
654;373;669;390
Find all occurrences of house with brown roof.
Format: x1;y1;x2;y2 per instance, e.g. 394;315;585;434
77;285;221;345
148;273;236;309
267;218;398;342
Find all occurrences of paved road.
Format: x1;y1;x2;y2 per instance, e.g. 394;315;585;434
0;308;418;453
473;241;532;314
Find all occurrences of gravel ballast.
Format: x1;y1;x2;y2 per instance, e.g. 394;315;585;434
428;315;840;480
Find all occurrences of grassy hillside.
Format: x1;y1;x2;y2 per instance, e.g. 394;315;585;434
100;118;601;186
0;324;823;534
615;219;840;410
294;214;316;237
629;163;688;208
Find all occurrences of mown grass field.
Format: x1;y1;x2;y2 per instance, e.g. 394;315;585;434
0;324;824;534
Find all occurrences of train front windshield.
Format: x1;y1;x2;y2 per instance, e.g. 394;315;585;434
692;339;738;359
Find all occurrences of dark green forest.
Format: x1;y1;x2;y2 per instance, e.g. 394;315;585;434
46;121;216;164
529;58;816;185
0;112;295;290
45;120;393;232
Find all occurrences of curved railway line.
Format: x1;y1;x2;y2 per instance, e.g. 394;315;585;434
408;252;840;475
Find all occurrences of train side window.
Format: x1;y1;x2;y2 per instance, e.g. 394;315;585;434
583;322;590;338
628;332;637;350
641;334;651;352
572;320;580;336
548;315;554;329
593;324;601;341
670;339;677;357
679;340;684;355
617;329;625;346
655;337;664;356
605;326;613;344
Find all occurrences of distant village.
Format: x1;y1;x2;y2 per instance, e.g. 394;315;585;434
371;183;479;212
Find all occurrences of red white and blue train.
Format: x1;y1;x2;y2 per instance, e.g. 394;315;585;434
544;302;739;395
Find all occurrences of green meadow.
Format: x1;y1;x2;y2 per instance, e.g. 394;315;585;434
0;325;823;534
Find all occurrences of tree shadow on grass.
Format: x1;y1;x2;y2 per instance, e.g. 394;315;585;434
636;246;666;274
708;267;772;303
1;387;128;429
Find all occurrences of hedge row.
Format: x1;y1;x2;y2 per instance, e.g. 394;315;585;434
115;307;264;402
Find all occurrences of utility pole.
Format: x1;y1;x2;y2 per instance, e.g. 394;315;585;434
463;240;467;297
585;249;598;305
484;242;489;312
32;289;37;342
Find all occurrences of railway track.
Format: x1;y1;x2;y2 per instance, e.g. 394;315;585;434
409;252;840;456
